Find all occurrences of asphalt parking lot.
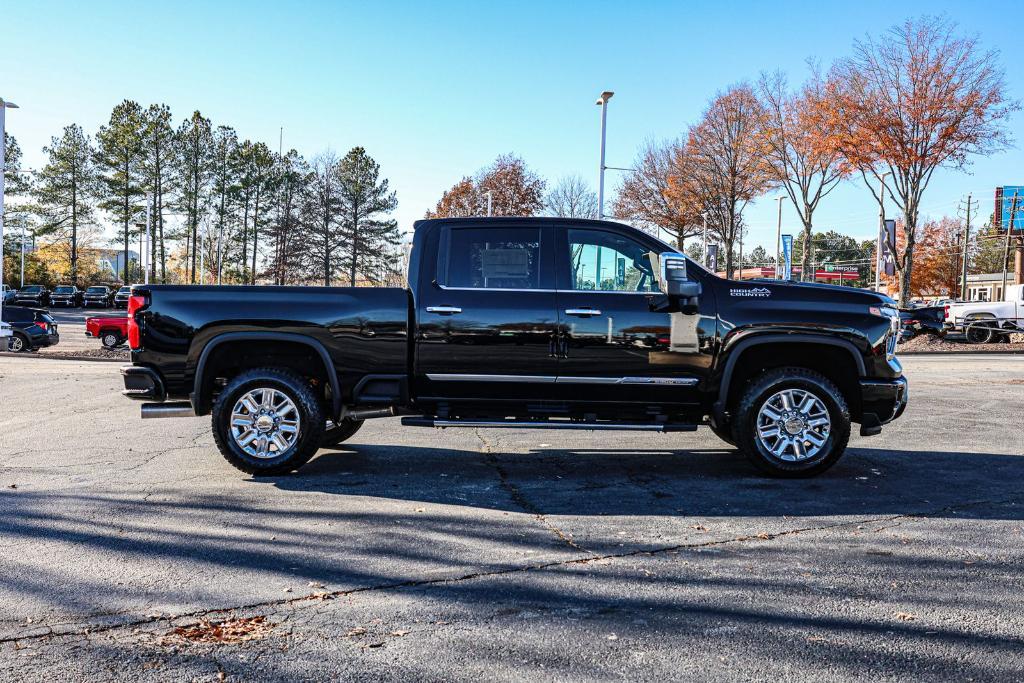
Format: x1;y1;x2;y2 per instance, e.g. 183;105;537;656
1;354;1023;681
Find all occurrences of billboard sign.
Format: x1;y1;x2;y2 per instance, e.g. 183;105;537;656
995;186;1024;232
781;234;793;280
881;219;896;276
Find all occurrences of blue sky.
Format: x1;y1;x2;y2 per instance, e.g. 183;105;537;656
3;0;1022;252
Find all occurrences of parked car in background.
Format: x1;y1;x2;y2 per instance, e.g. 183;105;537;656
1;284;16;303
1;305;59;353
12;285;50;307
113;286;132;309
899;306;946;342
945;284;1024;343
85;315;128;348
50;285;83;307
83;286;114;308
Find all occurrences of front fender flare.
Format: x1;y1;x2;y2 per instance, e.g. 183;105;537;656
711;333;866;425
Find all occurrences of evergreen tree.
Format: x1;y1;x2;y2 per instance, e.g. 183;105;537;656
32;125;97;285
95;100;145;282
302;151;343;286
175;111;214;283
336;147;399;286
210;126;239;283
141;104;175;282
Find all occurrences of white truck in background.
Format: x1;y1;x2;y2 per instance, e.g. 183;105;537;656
945;284;1024;343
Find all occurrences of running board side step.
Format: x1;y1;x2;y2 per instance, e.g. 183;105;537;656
401;417;697;432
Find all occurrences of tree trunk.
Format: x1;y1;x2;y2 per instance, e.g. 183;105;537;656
800;217;813;282
898;208;917;306
349;200;359;286
251;188;261;285
70;168;78;286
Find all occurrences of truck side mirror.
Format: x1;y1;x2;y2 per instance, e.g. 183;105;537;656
651;252;701;312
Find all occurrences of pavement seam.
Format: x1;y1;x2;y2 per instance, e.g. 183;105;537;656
4;494;1016;647
473;428;594;555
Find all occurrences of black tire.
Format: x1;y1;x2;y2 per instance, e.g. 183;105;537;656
965;319;995;344
100;331;123;349
731;367;851;478
321;419;364;447
211;367;326;475
8;333;29;353
708;420;736;446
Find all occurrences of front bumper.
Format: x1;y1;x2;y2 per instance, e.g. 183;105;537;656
858;376;908;436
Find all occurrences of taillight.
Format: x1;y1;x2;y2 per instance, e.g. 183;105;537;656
944;305;950;320
127;294;146;349
35;321;48;331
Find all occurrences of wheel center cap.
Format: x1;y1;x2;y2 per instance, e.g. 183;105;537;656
255;415;275;433
783;417;805;435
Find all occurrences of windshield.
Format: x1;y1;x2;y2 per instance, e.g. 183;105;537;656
117;287;130;294
21;286;42;293
86;287;106;294
54;286;74;293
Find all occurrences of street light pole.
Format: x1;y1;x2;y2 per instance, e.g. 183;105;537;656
701;212;708;266
0;97;19;344
874;171;892;293
595;91;614;220
774;196;784;280
485;191;493;217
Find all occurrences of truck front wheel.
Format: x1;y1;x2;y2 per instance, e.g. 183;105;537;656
731;367;850;477
211;368;326;475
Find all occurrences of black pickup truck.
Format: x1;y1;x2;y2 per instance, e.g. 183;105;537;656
121;217;907;477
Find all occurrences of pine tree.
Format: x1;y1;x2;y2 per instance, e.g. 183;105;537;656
302;152;343;286
95;100;146;283
32;125;97;285
336;147;399;286
210;126;238;283
141;104;175;282
175;111;214;283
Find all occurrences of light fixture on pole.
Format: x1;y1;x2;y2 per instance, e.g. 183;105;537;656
875;171;892;293
0;97;19;344
595;91;614;220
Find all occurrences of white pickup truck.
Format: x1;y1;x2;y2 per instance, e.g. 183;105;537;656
946;284;1024;343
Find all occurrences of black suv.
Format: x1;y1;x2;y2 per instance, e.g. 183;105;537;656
12;285;49;307
113;286;132;309
83;286;113;308
2;306;59;352
50;285;83;307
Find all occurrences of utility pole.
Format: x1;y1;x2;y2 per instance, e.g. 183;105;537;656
595;91;614;220
874;171;892;292
0;97;19;345
959;193;975;301
1001;192;1019;301
485;191;493;217
774;197;784;280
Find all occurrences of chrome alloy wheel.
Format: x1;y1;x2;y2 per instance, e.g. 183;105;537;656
230;388;301;459
9;335;24;352
755;388;831;462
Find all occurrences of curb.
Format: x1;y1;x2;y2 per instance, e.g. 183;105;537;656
0;351;127;363
898;349;1024;356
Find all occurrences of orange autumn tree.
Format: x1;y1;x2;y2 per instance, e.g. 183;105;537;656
758;69;849;281
815;16;1015;305
612;139;702;249
914;216;966;298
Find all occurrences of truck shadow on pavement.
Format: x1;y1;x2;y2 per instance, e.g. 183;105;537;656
272;444;1024;521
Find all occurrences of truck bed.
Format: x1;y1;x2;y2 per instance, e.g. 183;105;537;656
132;285;411;402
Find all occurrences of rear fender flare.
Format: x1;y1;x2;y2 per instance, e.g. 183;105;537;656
192;331;342;419
711;333;866;424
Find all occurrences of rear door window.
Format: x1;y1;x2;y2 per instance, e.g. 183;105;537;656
444;226;547;290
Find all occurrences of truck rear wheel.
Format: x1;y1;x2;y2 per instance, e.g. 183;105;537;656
211;367;326;475
731;367;850;478
321;419;364;447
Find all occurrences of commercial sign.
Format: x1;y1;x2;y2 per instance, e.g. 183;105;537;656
706;244;719;272
994;186;1024;232
781;234;793;280
881;219;896;277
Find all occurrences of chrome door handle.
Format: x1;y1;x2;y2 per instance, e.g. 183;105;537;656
426;306;462;315
565;308;601;317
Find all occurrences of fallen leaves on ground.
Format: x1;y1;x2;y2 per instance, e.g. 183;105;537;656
166;616;274;645
895;612;917;622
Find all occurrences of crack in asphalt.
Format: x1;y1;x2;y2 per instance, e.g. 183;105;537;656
473;428;593;555
4;495;1016;648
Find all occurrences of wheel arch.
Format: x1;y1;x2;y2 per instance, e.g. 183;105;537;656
713;334;865;426
192;331;342;419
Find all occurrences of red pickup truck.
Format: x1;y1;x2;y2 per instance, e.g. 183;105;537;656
85;315;129;348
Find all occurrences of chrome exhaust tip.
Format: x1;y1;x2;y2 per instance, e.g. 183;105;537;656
141;401;196;419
